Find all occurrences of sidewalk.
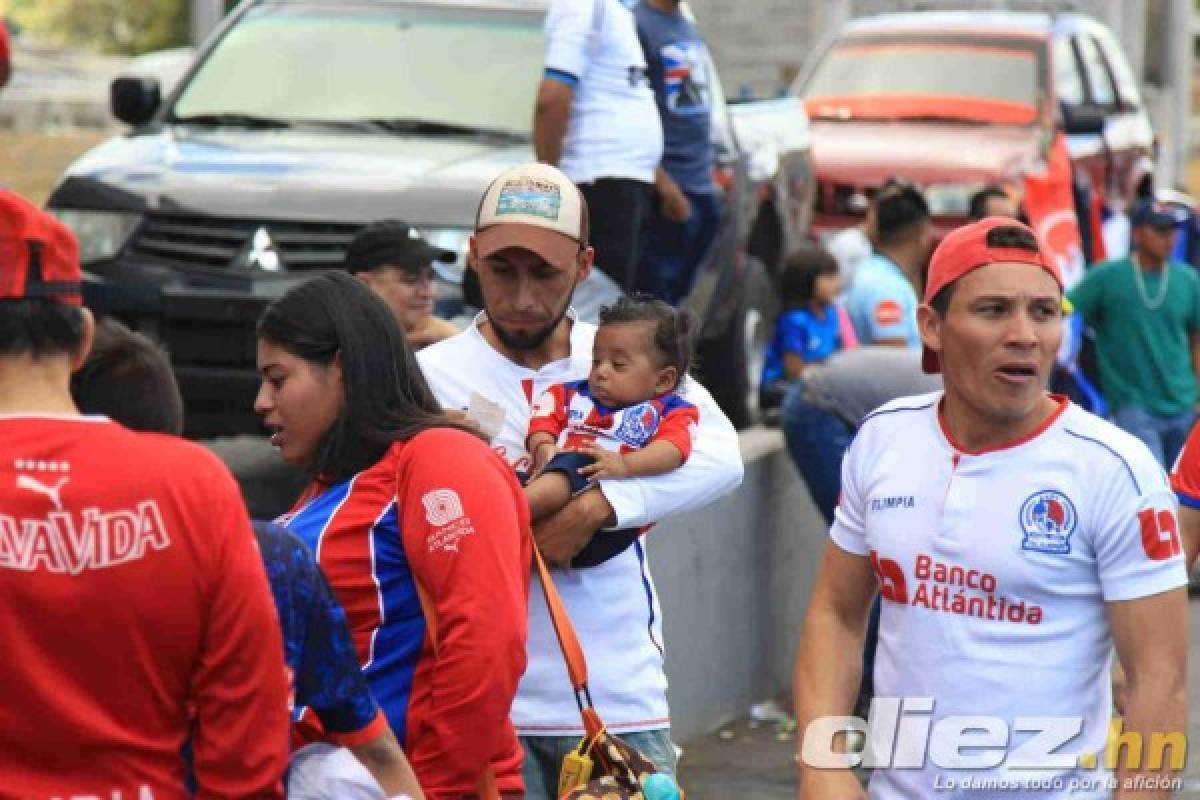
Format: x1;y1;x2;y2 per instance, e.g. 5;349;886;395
677;706;797;800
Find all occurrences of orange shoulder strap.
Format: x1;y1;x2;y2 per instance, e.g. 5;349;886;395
531;545;604;739
531;545;589;689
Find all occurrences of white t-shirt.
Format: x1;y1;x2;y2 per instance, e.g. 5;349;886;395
544;0;663;184
823;225;872;290
832;393;1187;799
417;312;742;735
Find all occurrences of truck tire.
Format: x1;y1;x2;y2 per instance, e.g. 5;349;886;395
692;256;774;430
694;285;750;429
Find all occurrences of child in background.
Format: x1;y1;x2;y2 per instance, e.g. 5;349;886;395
524;295;699;567
760;244;852;409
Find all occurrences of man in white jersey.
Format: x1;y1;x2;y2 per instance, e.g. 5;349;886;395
417;163;742;799
534;0;663;291
793;217;1188;800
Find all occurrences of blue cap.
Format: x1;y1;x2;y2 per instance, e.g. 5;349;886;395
1130;200;1185;230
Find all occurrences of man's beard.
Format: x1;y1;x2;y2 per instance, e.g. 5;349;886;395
487;297;572;352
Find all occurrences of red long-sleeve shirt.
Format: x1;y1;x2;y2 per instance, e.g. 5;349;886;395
0;416;289;799
285;427;532;797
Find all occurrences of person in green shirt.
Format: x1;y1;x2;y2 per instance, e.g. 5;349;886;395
1068;200;1200;466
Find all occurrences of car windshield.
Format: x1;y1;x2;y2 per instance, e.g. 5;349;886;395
172;4;542;136
801;35;1043;125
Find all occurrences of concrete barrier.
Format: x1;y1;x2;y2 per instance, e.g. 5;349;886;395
648;426;824;743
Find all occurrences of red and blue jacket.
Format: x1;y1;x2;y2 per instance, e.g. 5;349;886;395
281;428;532;798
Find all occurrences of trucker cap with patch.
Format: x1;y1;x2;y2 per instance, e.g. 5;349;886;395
474;163;587;269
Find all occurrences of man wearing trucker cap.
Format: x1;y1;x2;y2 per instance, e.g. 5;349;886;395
418;162;742;798
0;189;289;797
793;218;1187;799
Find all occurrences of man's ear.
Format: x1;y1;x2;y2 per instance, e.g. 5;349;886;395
916;303;942;359
577;245;594;282
468;235;481;275
69;307;96;374
654;365;678;395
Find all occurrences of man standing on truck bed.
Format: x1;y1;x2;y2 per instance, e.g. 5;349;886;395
632;0;720;305
534;0;663;291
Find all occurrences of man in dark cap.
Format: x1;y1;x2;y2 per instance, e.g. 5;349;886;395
345;219;460;349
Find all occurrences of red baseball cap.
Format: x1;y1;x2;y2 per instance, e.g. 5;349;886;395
0;190;82;306
921;216;1062;373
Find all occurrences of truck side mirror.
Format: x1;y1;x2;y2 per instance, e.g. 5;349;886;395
111;76;161;127
1061;103;1105;136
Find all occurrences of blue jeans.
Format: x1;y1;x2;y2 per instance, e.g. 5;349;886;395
636;190;722;305
520;729;677;800
1111;405;1196;468
780;382;878;707
780;380;855;524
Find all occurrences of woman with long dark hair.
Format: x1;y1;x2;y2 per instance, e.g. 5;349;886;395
255;272;531;799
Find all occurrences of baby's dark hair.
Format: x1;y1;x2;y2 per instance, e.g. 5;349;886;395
780;244;840;309
597;294;692;389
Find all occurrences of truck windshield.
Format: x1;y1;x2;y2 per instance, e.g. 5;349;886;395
172;4;542;136
801;36;1043;125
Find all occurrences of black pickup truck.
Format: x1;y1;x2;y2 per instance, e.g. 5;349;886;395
48;0;812;436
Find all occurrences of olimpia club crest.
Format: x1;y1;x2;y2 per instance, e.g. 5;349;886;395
613;402;661;448
1019;490;1077;554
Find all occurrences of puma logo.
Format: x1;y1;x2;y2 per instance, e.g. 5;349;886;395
16;475;69;511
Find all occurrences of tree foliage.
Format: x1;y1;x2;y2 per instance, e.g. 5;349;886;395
3;0;190;55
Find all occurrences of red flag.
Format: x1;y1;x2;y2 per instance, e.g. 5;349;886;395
1022;133;1086;288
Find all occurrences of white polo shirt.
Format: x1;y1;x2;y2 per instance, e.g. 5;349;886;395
544;0;663;184
417;312;742;735
832;392;1187;799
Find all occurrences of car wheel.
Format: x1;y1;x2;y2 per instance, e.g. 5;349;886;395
741;255;777;419
694;285;750;429
692;256;774;430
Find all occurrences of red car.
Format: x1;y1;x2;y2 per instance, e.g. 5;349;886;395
794;11;1154;249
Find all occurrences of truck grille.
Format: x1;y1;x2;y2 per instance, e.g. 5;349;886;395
127;213;362;271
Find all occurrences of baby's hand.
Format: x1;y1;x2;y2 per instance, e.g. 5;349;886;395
577;445;630;480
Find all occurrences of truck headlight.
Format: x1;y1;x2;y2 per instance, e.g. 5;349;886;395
49;209;142;263
421;228;471;283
